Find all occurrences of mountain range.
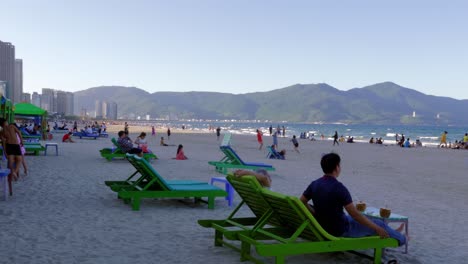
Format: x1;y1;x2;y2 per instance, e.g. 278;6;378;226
73;82;468;125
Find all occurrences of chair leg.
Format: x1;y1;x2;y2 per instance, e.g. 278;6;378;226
240;241;250;261
275;256;285;264
208;196;214;209
214;230;223;247
132;197;141;211
373;247;382;264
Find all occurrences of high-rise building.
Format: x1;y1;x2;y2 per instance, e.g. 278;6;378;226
14;59;22;104
31;92;40;106
41;88;55;112
95;100;103;118
21;92;31;103
0;40;15;100
0;81;6;97
56;90;67;115
65;92;74;116
107;101;118;120
102;101;108;119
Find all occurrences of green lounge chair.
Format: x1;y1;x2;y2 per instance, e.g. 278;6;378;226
199;175;398;264
238;188;399;264
208;145;275;174
24;143;46;155
198;174;282;251
104;154;227;210
99;138;157;161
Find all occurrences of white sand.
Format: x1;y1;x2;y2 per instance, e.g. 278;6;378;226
1;130;467;264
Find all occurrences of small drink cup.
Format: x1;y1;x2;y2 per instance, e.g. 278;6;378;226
379;207;391;218
356;201;367;212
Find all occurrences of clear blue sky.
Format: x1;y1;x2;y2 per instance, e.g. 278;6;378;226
2;0;467;98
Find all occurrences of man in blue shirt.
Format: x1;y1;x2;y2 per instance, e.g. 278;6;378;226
300;153;406;245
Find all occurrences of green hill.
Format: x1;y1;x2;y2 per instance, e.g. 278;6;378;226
74;82;468;124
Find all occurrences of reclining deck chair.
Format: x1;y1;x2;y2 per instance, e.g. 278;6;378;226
199;175;398;264
198;174;282;251
99;138;157;161
72;130;99;139
266;146;285;160
104;154;227;210
208;145;275;174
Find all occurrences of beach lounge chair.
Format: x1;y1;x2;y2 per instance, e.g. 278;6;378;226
266;146;285;160
199;175;399;264
99;138;157;161
20;128;42;141
198;174;282;250
23;142;46;155
208;145;275;174
104;154;227;210
72;131;99;139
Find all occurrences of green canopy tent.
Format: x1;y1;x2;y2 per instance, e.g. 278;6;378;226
0;96;14;124
14;103;48;139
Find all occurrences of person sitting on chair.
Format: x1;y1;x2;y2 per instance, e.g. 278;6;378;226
117;130;143;157
300;153;406;246
233;169;272;188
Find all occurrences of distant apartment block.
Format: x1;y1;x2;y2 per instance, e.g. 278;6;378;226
21;92;31;103
31;92;40;106
0;81;7;97
95;100;117;120
14;59;22;104
0;40;15;101
37;88;74;115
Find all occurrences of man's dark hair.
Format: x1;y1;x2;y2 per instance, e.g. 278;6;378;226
0;118;6;126
118;131;125;137
320;153;341;174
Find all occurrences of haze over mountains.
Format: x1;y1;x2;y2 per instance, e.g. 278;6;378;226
74;82;468;125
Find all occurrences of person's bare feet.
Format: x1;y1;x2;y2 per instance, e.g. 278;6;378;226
396;223;405;233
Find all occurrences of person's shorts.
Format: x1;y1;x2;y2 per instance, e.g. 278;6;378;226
6;144;22;156
294;143;299;148
128;148;143;154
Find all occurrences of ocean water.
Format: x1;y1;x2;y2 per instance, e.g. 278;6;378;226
129;121;468;147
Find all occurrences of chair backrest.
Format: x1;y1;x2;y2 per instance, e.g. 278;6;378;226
126;154;171;191
227;174;281;226
220;145;245;165
221;133;232;146
259;188;338;242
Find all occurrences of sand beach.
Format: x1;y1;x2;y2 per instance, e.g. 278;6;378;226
1;127;468;264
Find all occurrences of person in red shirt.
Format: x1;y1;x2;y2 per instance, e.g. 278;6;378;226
257;129;263;150
62;132;75;143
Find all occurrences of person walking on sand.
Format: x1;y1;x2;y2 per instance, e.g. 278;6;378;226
300;153;406;246
167;127;171;140
124;122;129;134
269;125;273;136
0;118;23;196
272;130;278;149
216;126;221;140
439;131;448;148
257;129;263;150
282;126;286;137
151;125;155;136
291;135;300;153
333;131;339;146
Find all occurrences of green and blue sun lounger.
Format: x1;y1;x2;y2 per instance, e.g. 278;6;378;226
208;145;275;174
104;154;227;210
199;175;399;264
99;138;157;161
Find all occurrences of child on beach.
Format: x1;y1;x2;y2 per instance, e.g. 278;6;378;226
175;144;188;160
257;129;263;150
291;135;300;153
160;137;169;146
16;132;27;178
333;131;339;146
439;131;448;148
135;132;148;152
62;132;75;143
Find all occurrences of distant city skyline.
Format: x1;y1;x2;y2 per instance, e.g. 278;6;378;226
1;1;467;99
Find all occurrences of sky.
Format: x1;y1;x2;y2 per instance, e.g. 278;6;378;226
1;0;467;98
